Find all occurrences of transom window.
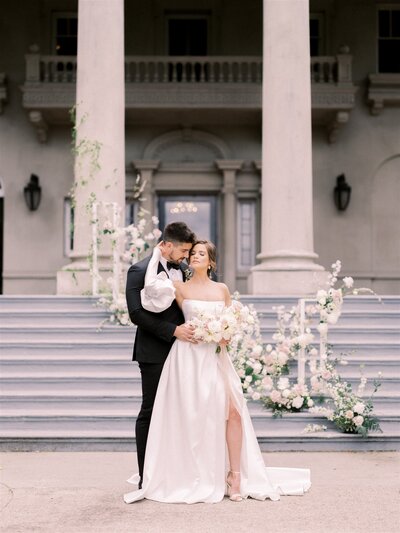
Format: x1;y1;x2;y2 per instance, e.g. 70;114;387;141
378;7;400;72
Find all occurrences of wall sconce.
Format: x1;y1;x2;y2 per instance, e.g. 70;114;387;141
24;174;41;211
334;174;351;211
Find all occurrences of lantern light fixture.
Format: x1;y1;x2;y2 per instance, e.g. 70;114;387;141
334;174;351;211
24;174;41;211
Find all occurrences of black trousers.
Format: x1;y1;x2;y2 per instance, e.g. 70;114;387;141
135;361;164;487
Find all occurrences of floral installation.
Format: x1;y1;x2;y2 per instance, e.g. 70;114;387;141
228;294;273;402
263;378;314;418
308;353;382;437
95;208;162;326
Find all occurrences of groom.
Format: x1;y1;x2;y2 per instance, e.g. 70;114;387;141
125;221;197;488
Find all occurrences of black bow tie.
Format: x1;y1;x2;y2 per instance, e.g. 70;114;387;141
167;261;180;271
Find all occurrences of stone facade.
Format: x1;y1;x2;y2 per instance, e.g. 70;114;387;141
0;0;399;295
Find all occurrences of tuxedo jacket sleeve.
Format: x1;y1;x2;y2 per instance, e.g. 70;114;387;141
126;259;177;343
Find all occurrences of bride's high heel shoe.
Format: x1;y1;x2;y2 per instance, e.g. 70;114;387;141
226;471;243;502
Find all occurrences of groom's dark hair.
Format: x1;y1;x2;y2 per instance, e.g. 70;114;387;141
163;222;196;244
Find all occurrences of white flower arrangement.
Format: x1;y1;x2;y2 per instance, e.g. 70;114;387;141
94;209;162;326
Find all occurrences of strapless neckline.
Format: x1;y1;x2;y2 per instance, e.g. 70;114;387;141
183;299;225;304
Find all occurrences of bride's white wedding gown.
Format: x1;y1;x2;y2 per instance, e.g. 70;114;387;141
124;298;311;504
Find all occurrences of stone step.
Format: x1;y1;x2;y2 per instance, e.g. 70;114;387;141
1;309;399;327
0;340;398;357
0;411;397;434
2;430;399;452
1;324;399;342
1;294;399;308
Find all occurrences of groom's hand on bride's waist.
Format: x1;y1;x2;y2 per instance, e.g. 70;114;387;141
174;324;197;343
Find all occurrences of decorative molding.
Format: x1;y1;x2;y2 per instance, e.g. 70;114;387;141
368;74;400;115
215;160;244;171
29;111;48;143
0;73;7;114
131;160;160;172
126;84;261;108
143;128;231;160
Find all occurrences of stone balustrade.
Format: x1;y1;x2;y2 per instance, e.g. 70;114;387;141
25;52;353;86
125;56;262;83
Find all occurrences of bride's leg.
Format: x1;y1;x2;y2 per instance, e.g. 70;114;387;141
226;402;242;495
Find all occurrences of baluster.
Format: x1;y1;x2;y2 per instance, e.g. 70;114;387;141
43;61;49;82
72;61;77;82
209;62;215;82
199;61;205;82
237;62;242;82
62;62;68;82
328;61;334;83
154;62;159;82
172;62;177;82
182;62;187;82
144;61;149;82
163;61;168;82
227;62;233;82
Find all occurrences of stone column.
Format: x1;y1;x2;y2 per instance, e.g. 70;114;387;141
216;160;243;290
57;0;125;294
131;160;160;219
248;0;325;295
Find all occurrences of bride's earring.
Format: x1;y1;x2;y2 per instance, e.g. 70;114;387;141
208;265;212;279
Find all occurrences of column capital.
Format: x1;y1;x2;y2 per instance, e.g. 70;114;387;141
215;160;244;172
131;160;160;172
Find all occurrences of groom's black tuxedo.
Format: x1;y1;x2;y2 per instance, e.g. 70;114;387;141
126;254;185;363
125;253;186;486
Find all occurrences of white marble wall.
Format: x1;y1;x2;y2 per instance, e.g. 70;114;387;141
0;0;399;294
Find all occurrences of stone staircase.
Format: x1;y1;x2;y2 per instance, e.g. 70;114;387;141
0;295;399;451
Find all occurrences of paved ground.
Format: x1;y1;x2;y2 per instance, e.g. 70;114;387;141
0;451;399;533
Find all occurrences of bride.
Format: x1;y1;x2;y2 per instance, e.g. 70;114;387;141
124;240;311;504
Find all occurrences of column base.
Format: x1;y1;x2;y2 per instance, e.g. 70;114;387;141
248;268;329;296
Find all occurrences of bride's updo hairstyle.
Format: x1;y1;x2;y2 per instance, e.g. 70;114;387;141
191;240;217;278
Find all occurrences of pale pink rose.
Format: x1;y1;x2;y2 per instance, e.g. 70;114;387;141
262;376;273;390
322;370;332;380
252;392;261;401
307;399;314;407
345;410;354;419
353;402;365;414
270;390;281;403
292;396;304;409
353;415;364;427
277;352;288;365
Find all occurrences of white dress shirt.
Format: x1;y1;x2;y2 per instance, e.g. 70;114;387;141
159;256;183;282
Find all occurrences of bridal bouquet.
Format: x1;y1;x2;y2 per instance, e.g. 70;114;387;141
187;301;256;352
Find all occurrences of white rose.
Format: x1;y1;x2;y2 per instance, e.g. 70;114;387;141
245;375;253;383
316;289;327;300
307;399;314;407
277;351;288;365
252;392;261;401
353;415;364;427
345;410;354;419
262;376;273;390
292;396;304;409
353;402;365;414
282;389;291;398
318;297;326;306
343;277;354;288
252;345;263;357
277;377;290;391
